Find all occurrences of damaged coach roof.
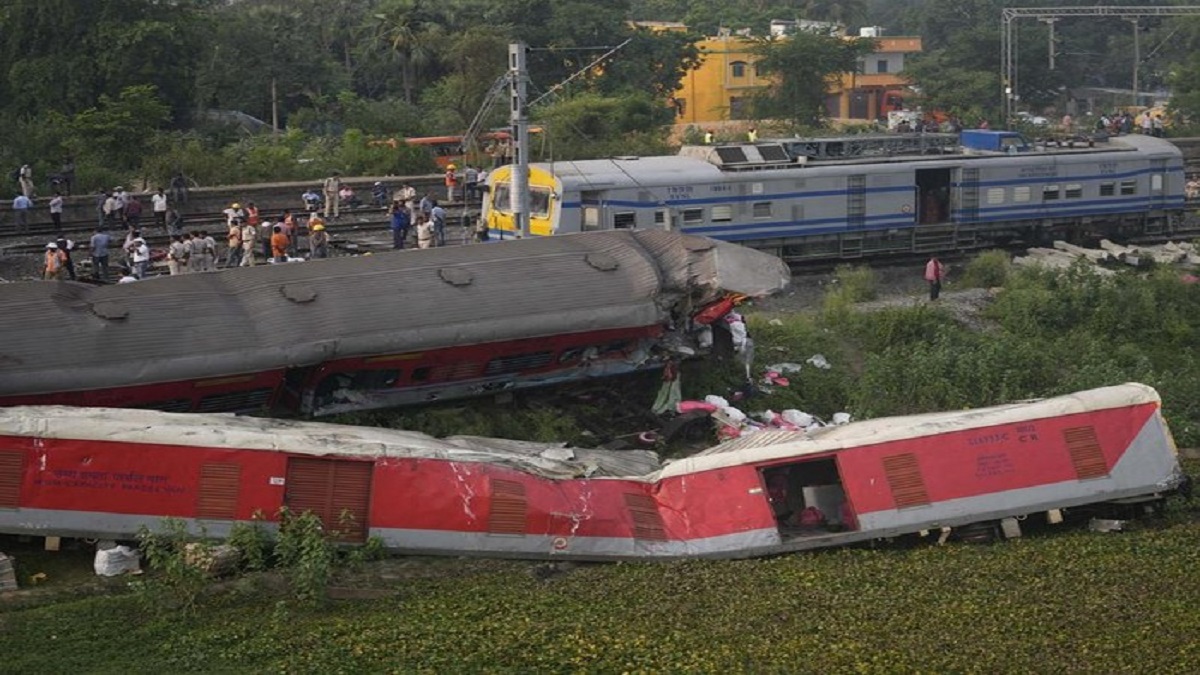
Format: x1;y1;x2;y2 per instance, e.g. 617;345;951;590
0;231;790;397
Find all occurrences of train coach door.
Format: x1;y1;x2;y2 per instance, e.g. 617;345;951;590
915;168;951;225
1150;159;1167;211
760;457;857;543
284;457;373;543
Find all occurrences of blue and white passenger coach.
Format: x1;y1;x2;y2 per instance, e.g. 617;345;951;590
483;131;1191;261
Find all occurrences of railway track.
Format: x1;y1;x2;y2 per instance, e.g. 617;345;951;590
0;203;482;258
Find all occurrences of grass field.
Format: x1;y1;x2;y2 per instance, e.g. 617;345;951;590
2;493;1198;673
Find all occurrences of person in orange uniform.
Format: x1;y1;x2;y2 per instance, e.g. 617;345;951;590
271;224;290;263
444;164;458;202
44;242;67;280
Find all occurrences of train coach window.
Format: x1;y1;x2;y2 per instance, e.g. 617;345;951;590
583;207;600;231
986;188;1005;205
1042;185;1060;201
315;370;401;403
682;208;704;224
613;212;637;229
1013;186;1031;202
711;205;733;222
654;210;667;226
485;351;553;375
1121;180;1138;196
1151;175;1163;193
752;202;773;218
196;388;274;413
1065;184;1083;199
1100;182;1115;196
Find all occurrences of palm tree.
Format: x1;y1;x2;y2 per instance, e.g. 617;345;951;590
372;0;445;103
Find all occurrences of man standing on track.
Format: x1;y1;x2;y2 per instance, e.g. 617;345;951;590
90;227;111;281
323;171;341;220
152;188;168;231
12;193;31;233
49;191;64;233
925;256;946;301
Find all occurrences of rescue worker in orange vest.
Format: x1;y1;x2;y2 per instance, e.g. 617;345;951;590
444;164;458;203
270;224;290;263
44;242;67;280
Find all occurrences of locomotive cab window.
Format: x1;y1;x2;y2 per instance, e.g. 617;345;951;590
530;187;552;218
760;457;855;541
1151;174;1164;194
492;183;510;211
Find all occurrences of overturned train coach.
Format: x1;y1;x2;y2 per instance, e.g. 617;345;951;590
0;231;790;417
0;384;1186;559
483;132;1196;261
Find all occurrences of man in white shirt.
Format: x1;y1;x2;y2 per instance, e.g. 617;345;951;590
130;237;150;279
152;188;168;230
49;192;64;232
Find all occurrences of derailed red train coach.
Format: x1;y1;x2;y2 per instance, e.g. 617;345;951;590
0;384;1186;559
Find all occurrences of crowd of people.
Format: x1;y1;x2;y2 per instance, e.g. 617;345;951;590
28;165;492;282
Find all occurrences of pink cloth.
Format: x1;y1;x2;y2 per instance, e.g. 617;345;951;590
677;400;718;414
924;259;945;282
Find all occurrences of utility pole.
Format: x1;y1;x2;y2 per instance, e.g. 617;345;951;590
1130;18;1140;107
1042;18;1058;70
509;42;531;238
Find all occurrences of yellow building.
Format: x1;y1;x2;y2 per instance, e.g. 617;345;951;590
669;30;922;124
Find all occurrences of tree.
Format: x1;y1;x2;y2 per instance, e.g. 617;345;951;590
750;30;876;127
371;0;449;104
194;2;348;126
802;0;867;27
593;28;702;101
57;85;172;172
534;92;673;160
0;0;209;121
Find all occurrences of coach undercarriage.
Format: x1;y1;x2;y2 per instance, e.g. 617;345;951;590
764;209;1195;263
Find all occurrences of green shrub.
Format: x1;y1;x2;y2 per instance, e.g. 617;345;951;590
960;249;1012;288
822;264;877;314
136;518;212;613
227;514;272;573
274;508;336;606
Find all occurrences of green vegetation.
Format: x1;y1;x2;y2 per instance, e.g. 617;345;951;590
740;263;1200;445
5;1;1192;191
3;496;1199;672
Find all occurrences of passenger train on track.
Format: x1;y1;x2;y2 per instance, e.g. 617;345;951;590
483;131;1195;261
0;384;1187;559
